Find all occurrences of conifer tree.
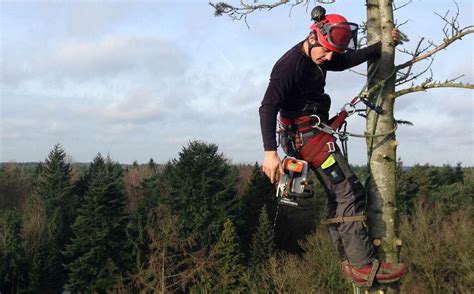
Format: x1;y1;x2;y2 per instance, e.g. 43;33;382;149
64;154;129;292
126;172;163;275
250;205;275;267
28;236;51;292
213;219;245;293
0;210;26;293
240;163;277;249
161;141;240;247
32;143;76;291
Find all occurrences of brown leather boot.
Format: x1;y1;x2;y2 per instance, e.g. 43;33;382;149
350;260;408;287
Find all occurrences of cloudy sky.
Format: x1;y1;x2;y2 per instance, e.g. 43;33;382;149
1;0;473;166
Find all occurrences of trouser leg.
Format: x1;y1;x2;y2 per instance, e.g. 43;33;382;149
313;151;374;266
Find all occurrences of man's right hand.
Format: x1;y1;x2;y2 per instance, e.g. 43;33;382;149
262;151;284;184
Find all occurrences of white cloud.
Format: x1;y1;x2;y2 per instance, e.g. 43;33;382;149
2;35;190;87
67;3;127;36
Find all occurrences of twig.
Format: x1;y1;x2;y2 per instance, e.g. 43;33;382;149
393;0;412;11
349;69;368;77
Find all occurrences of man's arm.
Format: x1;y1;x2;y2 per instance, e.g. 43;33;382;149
259;77;286;184
259;54;297;183
325;42;382;71
325;28;401;71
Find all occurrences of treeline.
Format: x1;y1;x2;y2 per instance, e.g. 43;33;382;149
0;142;472;293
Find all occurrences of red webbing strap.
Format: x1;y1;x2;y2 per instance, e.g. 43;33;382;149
330;110;348;130
300;111;348;168
280;116;318;133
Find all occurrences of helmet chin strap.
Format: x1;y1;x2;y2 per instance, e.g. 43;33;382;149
307;32;320;60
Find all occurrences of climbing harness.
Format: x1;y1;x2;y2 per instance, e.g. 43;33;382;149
277;92;388;167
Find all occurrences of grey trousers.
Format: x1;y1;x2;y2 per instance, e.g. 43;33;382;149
313;151;374;266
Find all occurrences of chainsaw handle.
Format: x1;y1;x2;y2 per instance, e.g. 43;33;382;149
287;190;314;199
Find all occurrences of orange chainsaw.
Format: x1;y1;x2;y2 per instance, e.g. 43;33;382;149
276;157;314;207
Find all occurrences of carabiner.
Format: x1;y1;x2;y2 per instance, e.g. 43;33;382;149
341;103;356;116
310;114;321;128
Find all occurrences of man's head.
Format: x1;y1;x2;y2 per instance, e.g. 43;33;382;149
306;7;358;63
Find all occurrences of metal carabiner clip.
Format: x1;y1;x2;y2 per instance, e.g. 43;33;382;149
341;103;356;116
310;114;321;128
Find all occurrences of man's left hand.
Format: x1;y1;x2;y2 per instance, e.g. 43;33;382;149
391;28;401;45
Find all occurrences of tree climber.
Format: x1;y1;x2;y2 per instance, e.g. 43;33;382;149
259;6;407;286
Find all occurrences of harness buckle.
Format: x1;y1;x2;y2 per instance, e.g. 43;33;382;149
327;141;336;153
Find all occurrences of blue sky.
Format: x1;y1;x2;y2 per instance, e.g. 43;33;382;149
1;0;473;166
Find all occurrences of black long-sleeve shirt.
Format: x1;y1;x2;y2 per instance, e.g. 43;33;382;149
259;41;382;151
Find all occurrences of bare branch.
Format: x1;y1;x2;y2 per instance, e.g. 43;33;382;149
209;0;335;21
392;80;474;99
396;56;434;86
349;69;368;77
397;27;473;70
396;3;474;71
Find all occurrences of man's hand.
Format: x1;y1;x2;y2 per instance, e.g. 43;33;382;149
262;151;284;184
391;27;401;45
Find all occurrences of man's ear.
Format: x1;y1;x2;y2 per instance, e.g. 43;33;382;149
308;32;317;45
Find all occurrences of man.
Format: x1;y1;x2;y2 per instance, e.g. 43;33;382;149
259;6;407;286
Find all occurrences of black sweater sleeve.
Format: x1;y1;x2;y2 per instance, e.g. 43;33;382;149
324;42;381;71
259;71;294;151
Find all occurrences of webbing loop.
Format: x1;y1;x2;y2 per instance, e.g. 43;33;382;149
321;215;367;225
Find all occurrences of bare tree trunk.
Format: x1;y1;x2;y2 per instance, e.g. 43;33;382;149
366;0;401;293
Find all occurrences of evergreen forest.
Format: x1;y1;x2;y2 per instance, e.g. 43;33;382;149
0;142;472;293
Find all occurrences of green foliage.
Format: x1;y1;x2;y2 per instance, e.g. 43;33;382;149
161;140;241;247
134;204;203;292
400;201;473;293
0;210;27;293
244;229;351;293
250;205;275;267
240;163;277;250
64;154;129;292
0;164;33;212
124;168;162;275
213;219;246;293
1;145;473;293
126;196;153;273
29;144;77;292
396;162;468;215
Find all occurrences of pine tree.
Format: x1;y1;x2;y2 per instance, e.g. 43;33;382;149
250;205;275;267
213;219;246;293
64;154;129;292
0;210;27;293
32;143;76;292
126;172;163;275
161;140;240;247
240;163;277;249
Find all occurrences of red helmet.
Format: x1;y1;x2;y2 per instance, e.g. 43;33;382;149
310;14;358;53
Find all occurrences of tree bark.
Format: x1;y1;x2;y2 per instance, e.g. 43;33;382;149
366;0;401;293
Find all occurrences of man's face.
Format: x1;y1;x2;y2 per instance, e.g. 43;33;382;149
308;33;335;64
311;46;334;64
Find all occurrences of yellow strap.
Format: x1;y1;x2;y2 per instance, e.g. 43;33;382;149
321;154;336;169
321;215;367;225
